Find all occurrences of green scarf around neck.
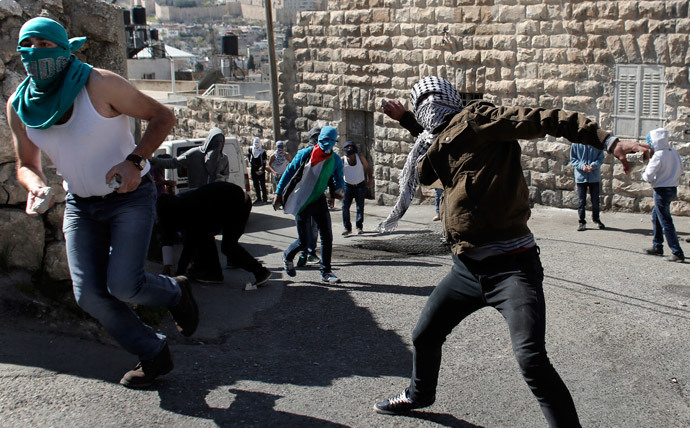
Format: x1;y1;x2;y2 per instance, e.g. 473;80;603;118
11;17;93;129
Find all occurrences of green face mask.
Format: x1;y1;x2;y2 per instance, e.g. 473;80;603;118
18;46;73;89
11;17;92;129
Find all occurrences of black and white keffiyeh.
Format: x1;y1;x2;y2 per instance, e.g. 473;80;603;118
375;76;464;233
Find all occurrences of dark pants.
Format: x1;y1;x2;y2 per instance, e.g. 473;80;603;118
652;187;684;257
179;197;263;278
576;182;600;223
342;181;366;231
252;171;268;202
409;248;581;428
284;195;333;273
303;217;318;256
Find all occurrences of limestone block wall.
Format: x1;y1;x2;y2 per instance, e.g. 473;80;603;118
169;96;276;148
282;0;690;213
0;0;127;277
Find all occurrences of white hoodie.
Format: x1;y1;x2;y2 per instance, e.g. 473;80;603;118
642;128;683;188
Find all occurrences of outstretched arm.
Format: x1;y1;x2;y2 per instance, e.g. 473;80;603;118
611;139;652;174
469;105;652;174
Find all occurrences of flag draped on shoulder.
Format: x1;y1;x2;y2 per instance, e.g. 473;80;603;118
283;145;335;215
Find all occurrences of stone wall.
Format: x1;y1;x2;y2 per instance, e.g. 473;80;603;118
169;96;275;146
281;0;690;213
0;0;127;278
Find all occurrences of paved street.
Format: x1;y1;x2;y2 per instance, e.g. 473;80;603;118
1;200;689;427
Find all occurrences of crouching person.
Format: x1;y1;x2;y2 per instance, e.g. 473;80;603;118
157;182;271;287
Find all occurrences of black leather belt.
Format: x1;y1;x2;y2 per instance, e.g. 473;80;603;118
73;174;152;202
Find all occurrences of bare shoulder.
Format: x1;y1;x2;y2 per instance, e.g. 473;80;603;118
85;68;132;96
6;96;24;133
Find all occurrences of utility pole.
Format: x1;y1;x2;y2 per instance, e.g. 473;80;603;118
264;0;281;141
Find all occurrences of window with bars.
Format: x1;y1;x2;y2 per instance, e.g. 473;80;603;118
613;65;665;139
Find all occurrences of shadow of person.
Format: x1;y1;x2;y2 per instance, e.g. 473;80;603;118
202;388;351;427
154;283;413;425
400;410;487;428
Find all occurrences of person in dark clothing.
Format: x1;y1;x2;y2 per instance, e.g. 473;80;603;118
373;76;652;428
248;137;268;204
157;182;271;287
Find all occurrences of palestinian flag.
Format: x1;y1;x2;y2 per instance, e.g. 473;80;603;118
283;145;335;215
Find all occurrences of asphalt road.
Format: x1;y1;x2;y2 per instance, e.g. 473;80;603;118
0;200;689;427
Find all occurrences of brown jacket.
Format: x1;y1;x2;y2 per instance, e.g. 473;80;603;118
418;100;610;255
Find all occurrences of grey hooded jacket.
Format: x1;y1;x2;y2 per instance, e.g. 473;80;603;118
152;127;229;190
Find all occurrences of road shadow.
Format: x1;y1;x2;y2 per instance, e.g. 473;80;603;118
306;280;437;298
0;279;414;426
245;211;295;233
398;411;487;428
154;283;413;425
335;259;445;268
595;226;652;237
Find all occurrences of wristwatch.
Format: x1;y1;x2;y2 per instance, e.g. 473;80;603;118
126;153;146;171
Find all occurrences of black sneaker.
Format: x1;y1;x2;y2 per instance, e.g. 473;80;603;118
254;268;272;286
321;271;341;284
283;257;296;277
577;223;586;231
120;343;174;389
595;220;606;230
644;247;664;256
296;253;308;267
169;276;199;337
307;254;321;264
374;388;432;414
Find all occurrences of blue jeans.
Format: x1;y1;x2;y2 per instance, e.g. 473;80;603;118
284;195;333;273
651;187;684;257
576;182;600;223
409;248;580;428
63;179;181;360
342;181;366;230
434;188;443;215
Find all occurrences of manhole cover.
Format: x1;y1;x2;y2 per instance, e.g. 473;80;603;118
341;231;451;259
662;284;690;298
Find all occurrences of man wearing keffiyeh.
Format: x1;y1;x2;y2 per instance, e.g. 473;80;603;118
375;77;464;233
374;76;653;427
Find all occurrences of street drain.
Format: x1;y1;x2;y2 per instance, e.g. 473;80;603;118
662;284;690;298
335;231;451;260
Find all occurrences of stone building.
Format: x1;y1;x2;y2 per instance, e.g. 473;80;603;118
279;0;690;212
2;0;690;279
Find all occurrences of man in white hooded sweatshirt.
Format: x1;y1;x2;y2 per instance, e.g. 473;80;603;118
642;128;685;262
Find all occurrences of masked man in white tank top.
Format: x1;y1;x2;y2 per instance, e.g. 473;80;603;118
7;18;198;389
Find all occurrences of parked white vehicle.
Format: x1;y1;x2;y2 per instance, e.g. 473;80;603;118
154;136;249;194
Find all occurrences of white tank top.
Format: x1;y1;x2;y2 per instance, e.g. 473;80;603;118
26;87;149;197
343;154;365;185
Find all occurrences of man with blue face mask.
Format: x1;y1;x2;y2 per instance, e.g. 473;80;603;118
7;17;198;389
272;126;345;283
